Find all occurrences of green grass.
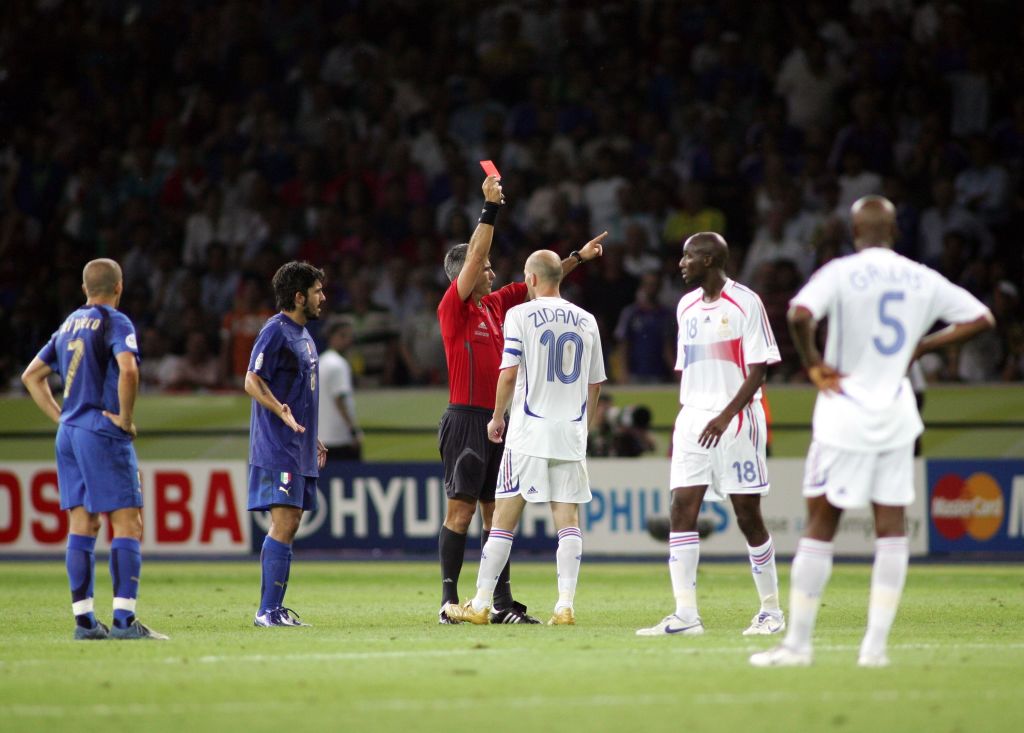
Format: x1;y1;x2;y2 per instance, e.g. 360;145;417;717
1;383;1023;460
1;561;1022;733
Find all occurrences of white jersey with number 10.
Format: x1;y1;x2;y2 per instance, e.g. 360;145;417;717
499;297;606;460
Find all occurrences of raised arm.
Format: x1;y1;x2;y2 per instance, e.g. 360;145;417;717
456;176;504;302
560;231;608;277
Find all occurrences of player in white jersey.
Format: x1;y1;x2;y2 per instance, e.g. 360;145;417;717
638;232;785;638
444;250;606;626
751;196;994;669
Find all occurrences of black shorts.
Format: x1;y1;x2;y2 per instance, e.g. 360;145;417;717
438;405;503;502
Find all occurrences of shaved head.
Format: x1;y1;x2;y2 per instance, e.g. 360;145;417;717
683;232;728;267
82;258;122;297
525;249;563;284
850;195;897;249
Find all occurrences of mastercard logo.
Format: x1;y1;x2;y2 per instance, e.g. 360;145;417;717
931;472;1004;541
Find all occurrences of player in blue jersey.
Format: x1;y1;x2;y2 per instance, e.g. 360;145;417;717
21;258;168;640
246;261;327;627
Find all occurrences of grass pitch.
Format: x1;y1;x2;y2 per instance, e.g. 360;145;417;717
1;560;1021;733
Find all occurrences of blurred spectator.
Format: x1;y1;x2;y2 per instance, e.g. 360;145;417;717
220;277;275;388
754;260;803;381
200;244;241;321
918;178;993;265
318;317;362;461
775;36;845;132
397;281;447;385
138;327;172;393
158;331;222;391
586;394;616;457
954;136;1010;230
339;278;398;387
612;404;657;457
663;182;725;249
613;273;675;384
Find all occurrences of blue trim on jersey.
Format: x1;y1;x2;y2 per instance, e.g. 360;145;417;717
522;361;542;417
504;348;521;356
506;337;522;343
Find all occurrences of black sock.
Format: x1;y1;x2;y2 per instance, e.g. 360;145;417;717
483;529;514;608
439;526;467;607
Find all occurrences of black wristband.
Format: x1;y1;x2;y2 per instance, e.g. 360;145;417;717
479;201;500;226
570;250;584;265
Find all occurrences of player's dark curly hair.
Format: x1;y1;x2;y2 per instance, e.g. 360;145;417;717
272;261;325;311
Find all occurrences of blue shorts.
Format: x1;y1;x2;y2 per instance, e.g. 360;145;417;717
56;423;142;514
248;466;319;512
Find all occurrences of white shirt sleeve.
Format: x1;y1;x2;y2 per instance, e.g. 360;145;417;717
588;322;607;384
928;273;992;325
742;291;782;366
790;260;840;321
336;356;353;396
500;309;524;369
674;298;687;371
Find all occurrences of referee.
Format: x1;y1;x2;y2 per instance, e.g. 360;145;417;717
436;173;606;624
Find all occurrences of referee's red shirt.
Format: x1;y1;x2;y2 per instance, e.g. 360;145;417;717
438;280;528;409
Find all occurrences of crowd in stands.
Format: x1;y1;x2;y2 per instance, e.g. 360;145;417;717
2;0;1023;393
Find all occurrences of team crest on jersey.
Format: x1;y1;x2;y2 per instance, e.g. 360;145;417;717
718;316;732;337
279;472;291;484
125;334;138;350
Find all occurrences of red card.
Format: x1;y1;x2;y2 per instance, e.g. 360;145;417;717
479;160;501;180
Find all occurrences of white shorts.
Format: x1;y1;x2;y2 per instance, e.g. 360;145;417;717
495;449;592;504
803;440;915;509
670;403;770;502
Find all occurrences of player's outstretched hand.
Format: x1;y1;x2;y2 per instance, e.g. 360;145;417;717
808;363;843;393
486;416;505;444
279;404;306;433
317;438;328;469
698;413;731;448
102;411;137;439
578;231;608;262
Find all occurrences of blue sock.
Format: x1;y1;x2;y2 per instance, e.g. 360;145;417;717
66;534;97;629
110;537;142;628
259;536;292;614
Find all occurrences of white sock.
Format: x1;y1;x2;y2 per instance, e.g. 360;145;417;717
783;538;834;654
860;536;909;659
747;535;781;613
472;529;514;611
669;532;700;621
555;527;583;611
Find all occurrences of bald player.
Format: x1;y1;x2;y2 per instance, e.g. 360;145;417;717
751;196;994;668
22;258;168;640
445;250;606;625
638;232;783;638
